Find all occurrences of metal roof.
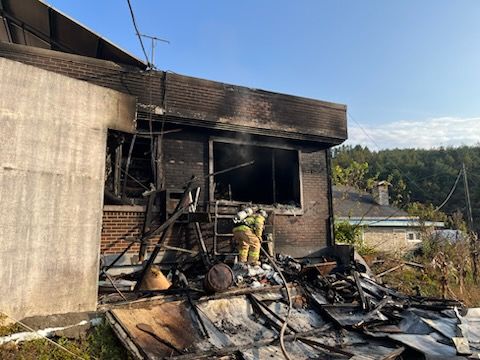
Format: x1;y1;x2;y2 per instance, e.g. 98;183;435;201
336;217;445;228
0;0;146;68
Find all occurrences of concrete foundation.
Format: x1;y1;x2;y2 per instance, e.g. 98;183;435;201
0;58;135;319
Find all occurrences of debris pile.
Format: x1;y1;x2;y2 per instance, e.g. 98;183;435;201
102;247;480;359
97;181;480;359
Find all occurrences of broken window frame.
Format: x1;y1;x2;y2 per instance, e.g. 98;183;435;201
208;137;304;215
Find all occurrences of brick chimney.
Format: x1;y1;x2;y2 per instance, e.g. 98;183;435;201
372;181;390;206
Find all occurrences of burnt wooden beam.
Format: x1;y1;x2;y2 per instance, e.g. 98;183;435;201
354;271;369;311
113;143;123;196
134;178;195;291
122;134;136;200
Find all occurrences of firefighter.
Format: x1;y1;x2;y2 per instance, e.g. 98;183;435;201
233;209;267;266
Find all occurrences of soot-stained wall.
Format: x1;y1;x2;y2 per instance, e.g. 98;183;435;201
0;58;135;319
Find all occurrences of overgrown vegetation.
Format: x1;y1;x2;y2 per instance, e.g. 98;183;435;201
332;145;480;305
332;144;480;230
366;210;480;306
334;221;375;255
0;320;132;360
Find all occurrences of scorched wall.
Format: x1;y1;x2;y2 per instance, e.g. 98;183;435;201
101;130;331;259
0;57;135;319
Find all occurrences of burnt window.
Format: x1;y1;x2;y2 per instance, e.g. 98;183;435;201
104;131;155;204
213;142;301;206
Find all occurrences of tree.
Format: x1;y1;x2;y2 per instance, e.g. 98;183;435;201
332;145;480;229
332;161;378;191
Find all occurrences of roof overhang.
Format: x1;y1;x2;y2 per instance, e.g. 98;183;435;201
336;217;445;228
0;0;146;68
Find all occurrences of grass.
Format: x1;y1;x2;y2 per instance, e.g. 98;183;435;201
0;319;132;360
370;254;480;307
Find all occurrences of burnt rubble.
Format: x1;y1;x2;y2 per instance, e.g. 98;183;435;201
97;179;480;359
101;247;480;360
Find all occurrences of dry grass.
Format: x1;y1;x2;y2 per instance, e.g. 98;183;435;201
0;320;132;360
369;254;480;308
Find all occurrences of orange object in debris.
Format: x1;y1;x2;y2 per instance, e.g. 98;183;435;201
139;265;171;290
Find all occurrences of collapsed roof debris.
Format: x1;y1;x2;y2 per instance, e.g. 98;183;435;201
97;183;479;359
93;176;480;359
105;252;480;359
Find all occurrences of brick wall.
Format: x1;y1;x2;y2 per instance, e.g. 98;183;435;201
100;133;331;258
101;206;210;258
165;73;347;142
0;43;337;258
0;42;347;144
274;150;331;257
0;42;164;105
101;206;149;255
162;131;210;203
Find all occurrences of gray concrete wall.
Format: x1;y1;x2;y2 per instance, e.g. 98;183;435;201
0;58;135;319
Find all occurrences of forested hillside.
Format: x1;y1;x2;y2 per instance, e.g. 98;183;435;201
331;145;480;230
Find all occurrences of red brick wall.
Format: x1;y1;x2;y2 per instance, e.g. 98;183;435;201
101;206;152;255
100;206;210;257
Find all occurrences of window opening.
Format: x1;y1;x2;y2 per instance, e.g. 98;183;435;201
213;142;301;206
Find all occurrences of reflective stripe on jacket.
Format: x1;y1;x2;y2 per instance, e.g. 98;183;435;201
233;215;265;238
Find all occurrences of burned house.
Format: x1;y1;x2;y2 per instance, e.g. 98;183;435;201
0;0;346;320
5;3;480;360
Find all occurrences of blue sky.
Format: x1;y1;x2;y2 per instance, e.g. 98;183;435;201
47;0;480;149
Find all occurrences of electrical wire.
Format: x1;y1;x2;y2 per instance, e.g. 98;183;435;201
337;112;464;234
347;112;433;200
435;169;463;211
126;0;150;66
259;247;292;360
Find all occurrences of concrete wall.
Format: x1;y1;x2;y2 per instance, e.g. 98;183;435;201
0;58;135;319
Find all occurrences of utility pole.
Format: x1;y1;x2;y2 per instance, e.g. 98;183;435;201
464;163;478;283
463;163;474;230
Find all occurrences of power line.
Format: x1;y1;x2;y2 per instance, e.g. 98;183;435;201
126;0;150;67
434;169;463;212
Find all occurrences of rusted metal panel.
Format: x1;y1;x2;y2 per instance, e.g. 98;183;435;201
110;301;201;359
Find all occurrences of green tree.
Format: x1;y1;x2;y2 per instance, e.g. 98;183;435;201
332;161;378;191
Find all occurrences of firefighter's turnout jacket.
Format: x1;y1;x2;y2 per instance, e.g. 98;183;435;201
233;214;265;263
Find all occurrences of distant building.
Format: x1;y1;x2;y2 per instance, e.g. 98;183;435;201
333;182;445;253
